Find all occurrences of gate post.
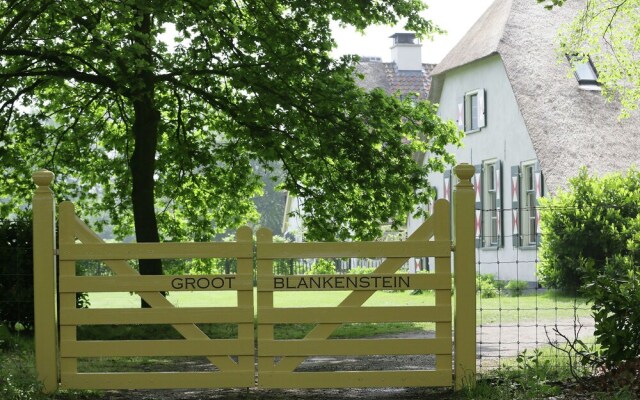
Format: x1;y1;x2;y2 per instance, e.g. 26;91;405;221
453;164;476;390
32;170;59;393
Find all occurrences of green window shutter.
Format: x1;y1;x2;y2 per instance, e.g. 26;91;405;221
478;89;486;128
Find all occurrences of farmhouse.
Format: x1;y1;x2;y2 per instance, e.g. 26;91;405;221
415;0;640;281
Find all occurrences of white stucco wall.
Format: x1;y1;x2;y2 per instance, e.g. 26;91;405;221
415;54;541;282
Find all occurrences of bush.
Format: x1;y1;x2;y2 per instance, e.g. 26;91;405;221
306;258;336;275
505;280;529;297
0;220;34;330
476;274;498;298
349;266;376;275
586;254;640;369
538;168;640;293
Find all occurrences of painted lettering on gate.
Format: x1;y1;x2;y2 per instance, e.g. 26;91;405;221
170;276;235;290
272;275;411;290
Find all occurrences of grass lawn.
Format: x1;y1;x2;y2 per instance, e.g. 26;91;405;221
87;289;591;325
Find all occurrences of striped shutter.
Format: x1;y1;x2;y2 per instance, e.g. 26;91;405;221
457;96;465;130
478;89;486;128
511;165;521;247
495;160;503;247
534;162;544;244
429;186;438;215
443;170;452;202
473;164;482;248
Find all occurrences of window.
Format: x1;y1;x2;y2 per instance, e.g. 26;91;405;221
457;89;486;132
566;54;600;91
482;160;499;247
512;161;543;248
521;163;537;246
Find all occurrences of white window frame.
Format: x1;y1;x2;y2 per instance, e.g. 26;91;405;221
464;89;485;133
520;162;537;246
566;54;601;91
482;159;499;247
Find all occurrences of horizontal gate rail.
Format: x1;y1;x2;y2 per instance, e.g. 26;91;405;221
59;274;253;292
61;371;251;390
59;241;253;260
259;370;452;389
256;199;453;389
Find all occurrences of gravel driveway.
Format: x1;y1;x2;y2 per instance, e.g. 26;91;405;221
92;318;594;400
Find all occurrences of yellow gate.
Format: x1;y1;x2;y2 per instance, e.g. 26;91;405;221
256;199;453;388
31;164;476;393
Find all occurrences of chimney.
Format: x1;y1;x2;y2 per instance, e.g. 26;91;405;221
389;33;422;71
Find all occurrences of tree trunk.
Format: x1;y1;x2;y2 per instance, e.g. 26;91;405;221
128;10;162;308
130;98;161;277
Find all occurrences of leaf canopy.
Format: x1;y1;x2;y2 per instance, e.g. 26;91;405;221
0;0;459;241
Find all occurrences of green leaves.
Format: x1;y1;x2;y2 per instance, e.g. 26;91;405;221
539;168;640;292
0;0;456;243
553;0;640;118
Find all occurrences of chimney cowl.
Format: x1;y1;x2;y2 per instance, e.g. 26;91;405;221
390;32;422;71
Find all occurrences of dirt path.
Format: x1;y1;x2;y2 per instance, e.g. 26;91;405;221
90;319;595;400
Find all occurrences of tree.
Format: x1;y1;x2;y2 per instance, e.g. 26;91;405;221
0;1;461;276
539;0;640;118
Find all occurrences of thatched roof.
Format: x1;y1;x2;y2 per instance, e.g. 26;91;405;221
355;61;435;98
429;0;640;193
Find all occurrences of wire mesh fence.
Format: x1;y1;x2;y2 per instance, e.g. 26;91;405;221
474;204;595;375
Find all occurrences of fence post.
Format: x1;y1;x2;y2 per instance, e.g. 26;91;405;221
453;163;476;390
32;170;59;393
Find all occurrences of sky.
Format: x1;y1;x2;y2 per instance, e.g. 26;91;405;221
331;0;495;64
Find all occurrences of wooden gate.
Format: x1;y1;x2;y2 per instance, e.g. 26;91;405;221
256;199;453;388
31;164;477;393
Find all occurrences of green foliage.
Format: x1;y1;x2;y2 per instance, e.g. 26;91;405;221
0;220;34;329
0;0;460;247
505;280;529;297
306;258;336;275
541;0;640;118
538;168;640;293
476;274;498;298
540;168;640;371
457;349;563;399
0;352;43;400
585;255;640;369
349;266;376;274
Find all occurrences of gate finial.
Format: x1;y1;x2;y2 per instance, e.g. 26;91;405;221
33;169;55;188
454;163;474;186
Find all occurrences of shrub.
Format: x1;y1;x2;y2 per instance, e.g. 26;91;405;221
505;280;529;297
349;266;376;275
585;254;640;369
306;258;336;275
476;274;498;298
538;168;640;293
0;220;34;330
